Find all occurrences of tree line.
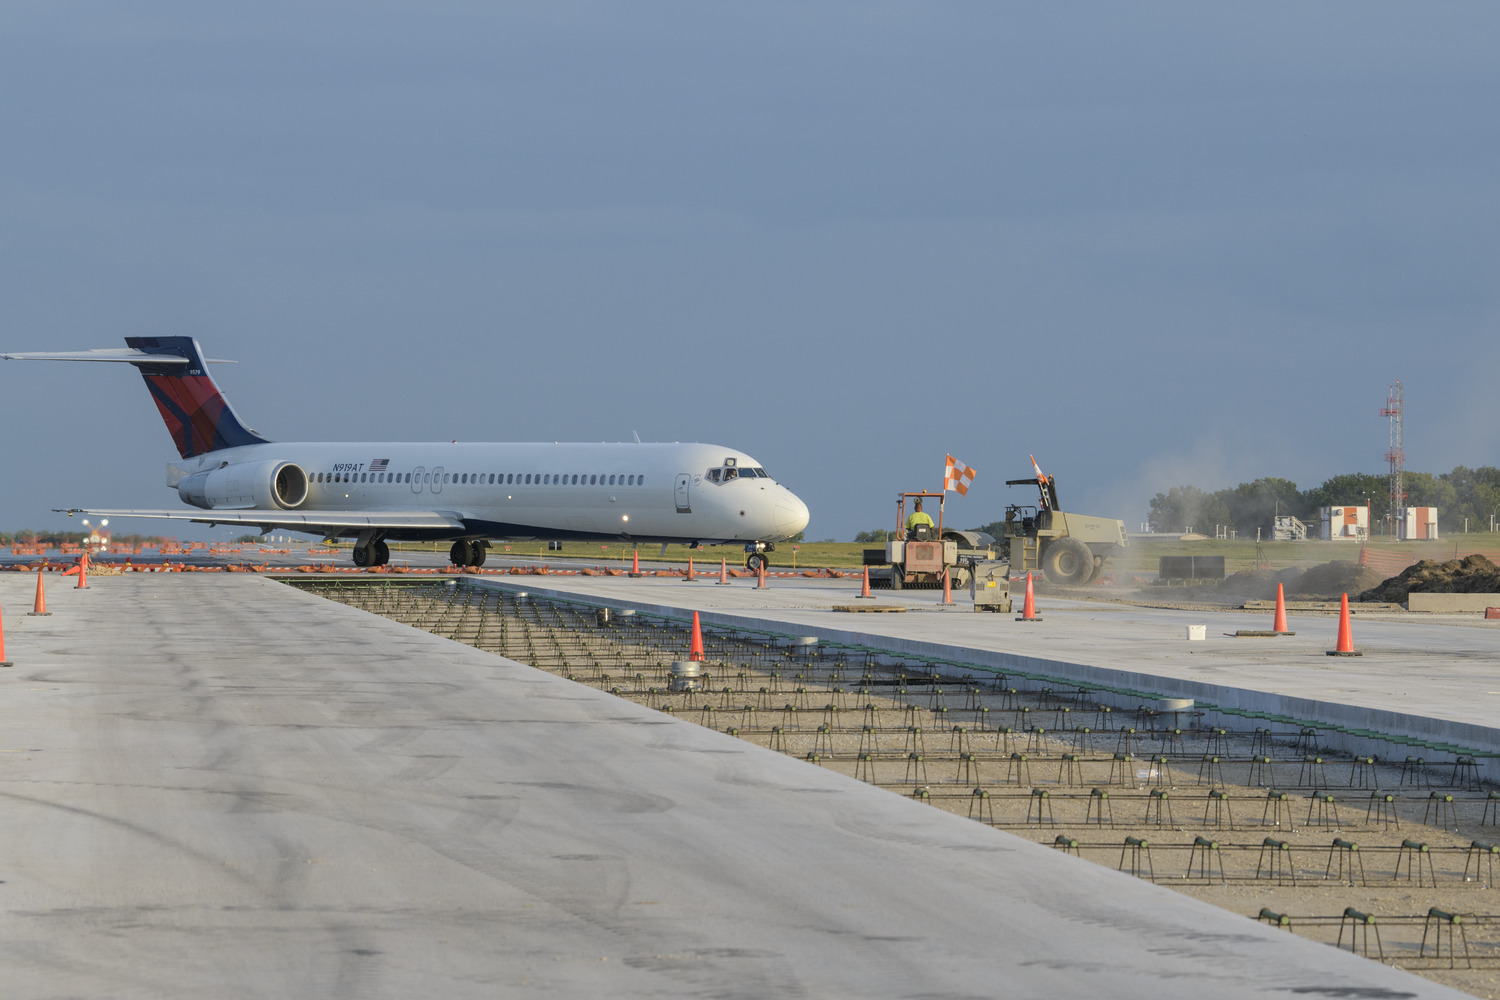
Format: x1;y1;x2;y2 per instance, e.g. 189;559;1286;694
1146;467;1500;538
1;530;170;546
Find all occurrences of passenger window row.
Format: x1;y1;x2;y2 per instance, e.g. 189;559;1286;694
312;471;646;486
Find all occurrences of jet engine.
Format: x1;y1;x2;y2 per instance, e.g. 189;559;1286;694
178;461;309;510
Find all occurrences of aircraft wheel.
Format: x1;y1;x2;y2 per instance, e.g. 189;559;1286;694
373;540;390;566
352;544;374;568
450;539;474;567
745;552;767;572
471;543;487;568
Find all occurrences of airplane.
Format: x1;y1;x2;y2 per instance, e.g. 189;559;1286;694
2;336;810;569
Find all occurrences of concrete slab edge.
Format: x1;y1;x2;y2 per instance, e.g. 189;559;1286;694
454;576;1500;783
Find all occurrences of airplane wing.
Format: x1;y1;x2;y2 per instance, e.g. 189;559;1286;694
53;508;467;531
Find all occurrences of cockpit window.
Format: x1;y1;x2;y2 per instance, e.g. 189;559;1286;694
709;464;767;483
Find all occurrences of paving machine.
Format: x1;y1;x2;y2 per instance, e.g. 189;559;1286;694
1000;457;1128;585
865;491;1006;593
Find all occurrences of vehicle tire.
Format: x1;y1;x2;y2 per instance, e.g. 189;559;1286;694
745;552;767;572
373;540;390;566
890;563;904;590
449;539;473;566
1042;537;1093;585
352;544;373;568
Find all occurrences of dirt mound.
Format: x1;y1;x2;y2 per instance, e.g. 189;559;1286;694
1217;567;1298;601
1290;560;1385;599
1218;561;1385;601
1359;554;1500;603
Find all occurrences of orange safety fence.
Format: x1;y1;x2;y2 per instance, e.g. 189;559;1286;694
1358;546;1500;577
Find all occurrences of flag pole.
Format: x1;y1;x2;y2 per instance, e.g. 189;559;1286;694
938;459;946;536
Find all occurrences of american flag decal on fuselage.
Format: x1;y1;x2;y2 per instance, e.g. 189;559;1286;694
370;458;390;473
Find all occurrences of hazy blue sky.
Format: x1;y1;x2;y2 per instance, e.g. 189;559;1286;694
3;3;1497;542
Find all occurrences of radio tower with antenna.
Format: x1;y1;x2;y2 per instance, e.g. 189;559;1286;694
1380;381;1404;538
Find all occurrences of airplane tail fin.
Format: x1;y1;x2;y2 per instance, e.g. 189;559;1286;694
123;337;270;458
2;337;270;459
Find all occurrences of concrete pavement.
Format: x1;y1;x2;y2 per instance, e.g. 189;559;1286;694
0;572;1470;997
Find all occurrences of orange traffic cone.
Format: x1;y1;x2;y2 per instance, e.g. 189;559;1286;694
1016;571;1042;621
942;568;953;605
757;560;767;589
0;602;11;667
28;569;51;616
629;548;642;577
855;565;874;599
684;556;695;582
75;552;90;590
689;611;705;661
715;558;730;586
1327;592;1361;656
1272;582;1292;634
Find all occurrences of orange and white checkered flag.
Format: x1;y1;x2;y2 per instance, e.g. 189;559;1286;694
944;455;976;495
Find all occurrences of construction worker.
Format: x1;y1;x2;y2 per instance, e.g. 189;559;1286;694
905;499;935;537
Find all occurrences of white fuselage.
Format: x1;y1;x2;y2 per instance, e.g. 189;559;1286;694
172;440;810;545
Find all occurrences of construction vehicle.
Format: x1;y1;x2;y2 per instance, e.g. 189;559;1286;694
864;491;1004;591
999;457;1128;585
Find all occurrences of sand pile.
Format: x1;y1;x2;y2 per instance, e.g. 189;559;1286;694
1218;561;1384;601
1359;553;1500;603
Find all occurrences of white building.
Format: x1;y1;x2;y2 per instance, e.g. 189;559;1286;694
1397;506;1439;541
1319;505;1369;541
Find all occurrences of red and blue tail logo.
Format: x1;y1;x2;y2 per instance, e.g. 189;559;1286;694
124;337;271;459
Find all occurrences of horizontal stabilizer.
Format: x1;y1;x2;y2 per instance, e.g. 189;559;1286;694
2;349;236;364
54;508;466;531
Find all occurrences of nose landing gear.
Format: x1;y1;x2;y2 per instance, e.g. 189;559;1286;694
743;541;776;572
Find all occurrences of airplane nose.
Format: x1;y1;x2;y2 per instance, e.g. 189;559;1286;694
776;494;810;537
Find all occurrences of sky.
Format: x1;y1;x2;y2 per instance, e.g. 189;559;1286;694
2;2;1497;543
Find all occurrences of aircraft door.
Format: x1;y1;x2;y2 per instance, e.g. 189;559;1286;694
411;466;425;494
432;466;445;494
675;473;691;513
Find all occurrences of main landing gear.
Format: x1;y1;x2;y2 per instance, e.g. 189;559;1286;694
352;539;390;567
449;539;488;568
